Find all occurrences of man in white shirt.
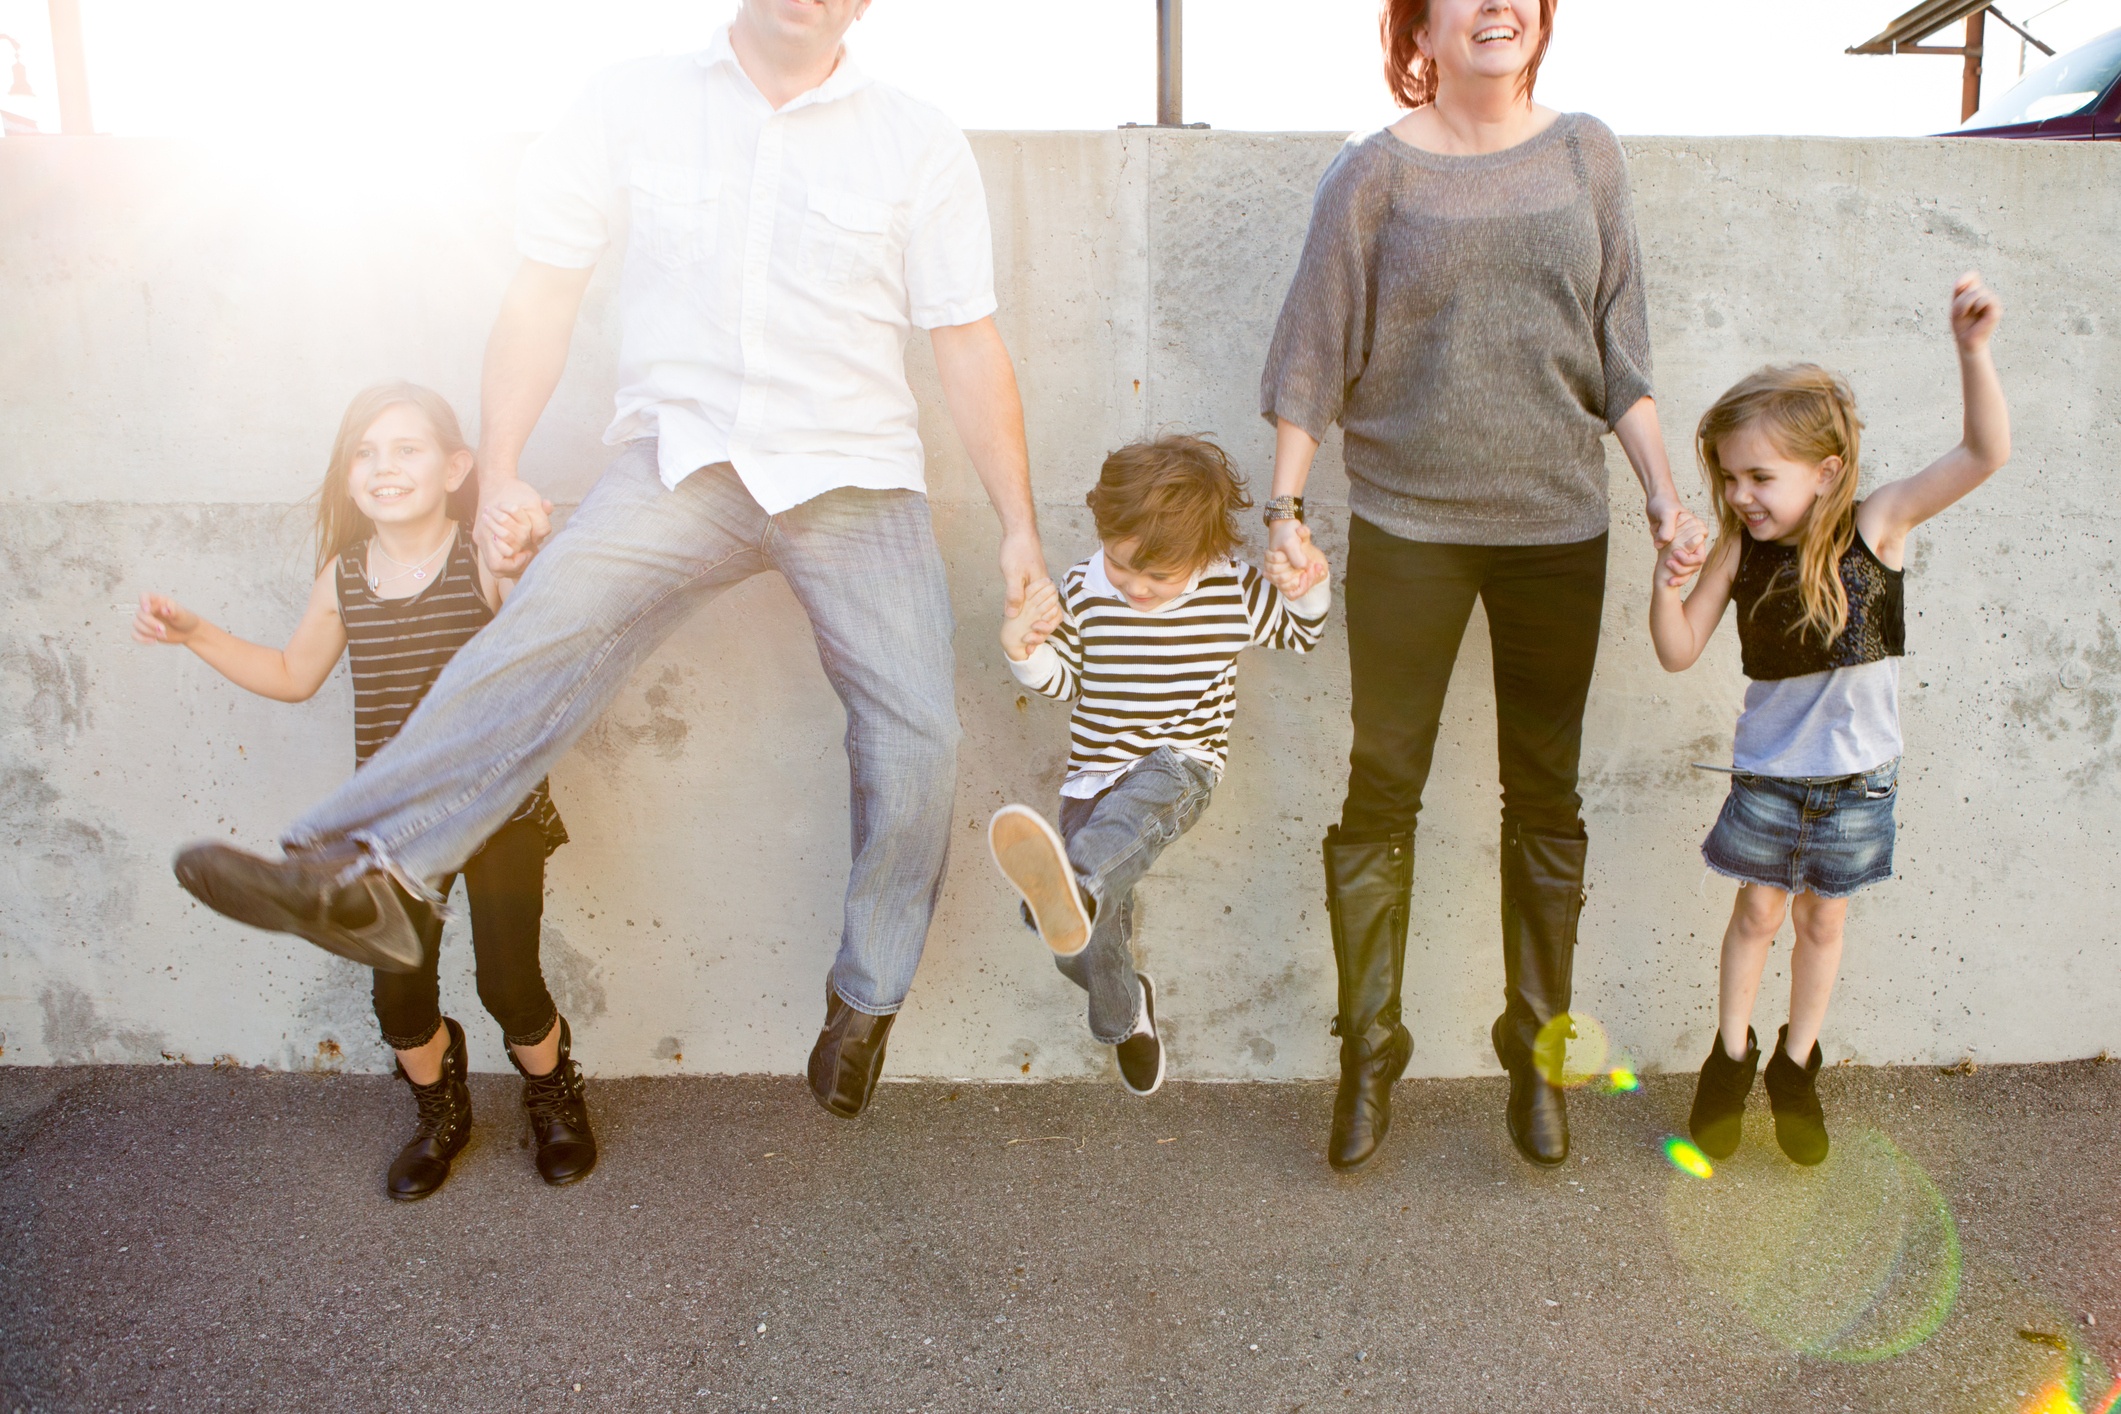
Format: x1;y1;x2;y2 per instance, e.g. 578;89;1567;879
174;0;1048;1122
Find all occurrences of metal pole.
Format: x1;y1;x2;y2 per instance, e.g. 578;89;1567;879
1157;0;1181;127
48;0;92;134
1960;8;1985;122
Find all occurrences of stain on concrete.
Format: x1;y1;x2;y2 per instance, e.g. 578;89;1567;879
1911;198;1988;249
289;955;390;1072
37;980;166;1065
1002;1037;1042;1076
2006;614;2119;789
652;1035;683;1061
541;924;609;1023
577;666;692;763
0;763;139;935
1;636;93;749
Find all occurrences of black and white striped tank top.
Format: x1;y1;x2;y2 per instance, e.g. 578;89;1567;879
334;525;567;857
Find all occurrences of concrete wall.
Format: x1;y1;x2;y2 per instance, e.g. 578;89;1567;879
3;132;2116;1080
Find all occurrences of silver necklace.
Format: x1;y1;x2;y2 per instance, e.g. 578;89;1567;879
367;531;452;593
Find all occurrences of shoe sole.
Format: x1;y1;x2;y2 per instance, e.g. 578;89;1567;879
1118;973;1165;1097
988;806;1091;957
174;843;424;973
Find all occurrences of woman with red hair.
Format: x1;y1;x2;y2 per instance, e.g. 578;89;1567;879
1261;0;1700;1171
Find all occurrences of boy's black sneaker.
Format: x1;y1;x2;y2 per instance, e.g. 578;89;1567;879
1116;973;1165;1097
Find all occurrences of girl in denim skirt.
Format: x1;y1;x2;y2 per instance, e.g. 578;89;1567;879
1648;273;2008;1166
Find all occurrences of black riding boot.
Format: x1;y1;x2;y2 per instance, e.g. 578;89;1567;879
1492;821;1586;1167
1324;826;1414;1171
387;1016;472;1202
512;1016;598;1186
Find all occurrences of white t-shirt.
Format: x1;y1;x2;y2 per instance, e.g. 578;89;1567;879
516;27;998;513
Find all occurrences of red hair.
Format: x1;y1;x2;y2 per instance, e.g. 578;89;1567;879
1381;0;1557;110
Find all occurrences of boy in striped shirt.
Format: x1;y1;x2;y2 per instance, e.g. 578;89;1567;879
988;435;1331;1095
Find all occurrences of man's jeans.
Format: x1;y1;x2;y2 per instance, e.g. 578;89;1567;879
286;444;961;1015
1038;748;1215;1044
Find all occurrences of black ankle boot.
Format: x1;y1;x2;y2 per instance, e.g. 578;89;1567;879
1493;822;1586;1168
513;1016;597;1186
387;1017;472;1202
1323;826;1414;1172
1688;1027;1761;1161
807;984;897;1119
1763;1024;1828;1166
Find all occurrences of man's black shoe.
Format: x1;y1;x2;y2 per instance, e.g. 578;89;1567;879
172;841;424;973
806;984;896;1119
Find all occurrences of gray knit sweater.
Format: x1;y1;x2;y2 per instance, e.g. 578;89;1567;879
1260;113;1653;546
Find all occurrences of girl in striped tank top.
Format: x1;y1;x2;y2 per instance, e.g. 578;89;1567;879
134;383;594;1201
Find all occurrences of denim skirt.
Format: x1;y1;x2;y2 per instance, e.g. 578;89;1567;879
1700;758;1899;899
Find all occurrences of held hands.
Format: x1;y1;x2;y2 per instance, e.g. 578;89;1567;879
1266;518;1328;593
999;578;1063;663
998;529;1049;620
1264;524;1329;599
1656;508;1711;590
1950;270;2002;351
133;592;202;646
474;475;555;579
1651;496;1710;587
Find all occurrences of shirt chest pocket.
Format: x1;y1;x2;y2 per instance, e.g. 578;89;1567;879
627;160;719;268
800;187;896;289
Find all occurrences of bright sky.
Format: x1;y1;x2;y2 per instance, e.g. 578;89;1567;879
1;0;2118;140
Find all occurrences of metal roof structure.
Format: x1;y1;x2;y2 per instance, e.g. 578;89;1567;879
1847;1;2054;122
1848;0;2052;57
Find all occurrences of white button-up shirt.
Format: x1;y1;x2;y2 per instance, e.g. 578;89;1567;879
516;28;997;512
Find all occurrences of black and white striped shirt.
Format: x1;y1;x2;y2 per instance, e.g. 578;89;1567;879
335;527;567;856
1008;552;1329;794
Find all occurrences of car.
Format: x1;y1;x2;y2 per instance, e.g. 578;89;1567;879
1949;24;2121;139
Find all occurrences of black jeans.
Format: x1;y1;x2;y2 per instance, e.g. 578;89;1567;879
371;815;560;1050
1339;519;1608;839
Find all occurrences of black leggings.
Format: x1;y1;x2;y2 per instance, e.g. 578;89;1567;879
371;815;559;1051
1340;519;1608;839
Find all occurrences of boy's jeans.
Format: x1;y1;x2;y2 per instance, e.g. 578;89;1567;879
1040;747;1216;1044
285;443;961;1016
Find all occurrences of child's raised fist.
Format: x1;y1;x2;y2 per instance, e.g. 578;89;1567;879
1000;578;1063;662
1950;271;2001;351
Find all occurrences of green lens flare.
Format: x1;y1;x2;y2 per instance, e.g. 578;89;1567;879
1663;1136;1714;1178
1604;1066;1641;1093
1664;1128;1962;1363
1533;1012;1610;1089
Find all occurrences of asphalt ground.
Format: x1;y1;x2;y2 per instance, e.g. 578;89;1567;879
1;1059;2117;1414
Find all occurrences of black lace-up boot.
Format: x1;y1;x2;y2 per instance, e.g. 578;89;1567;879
512;1016;597;1186
1323;826;1415;1171
1492;821;1586;1167
387;1017;472;1202
1688;1027;1761;1161
1763;1023;1829;1166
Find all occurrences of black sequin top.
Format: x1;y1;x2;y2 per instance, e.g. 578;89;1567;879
1732;513;1905;683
